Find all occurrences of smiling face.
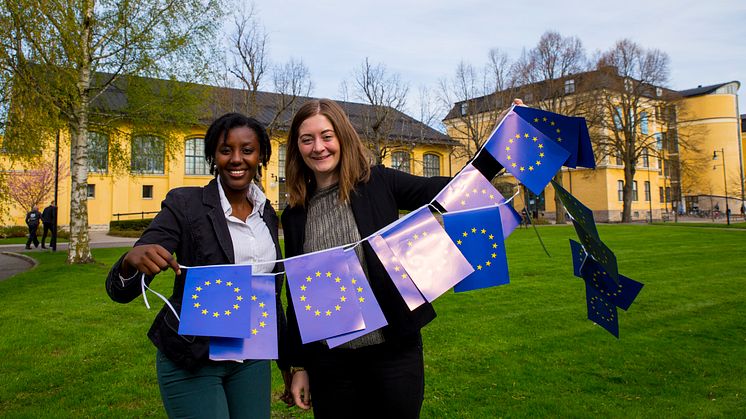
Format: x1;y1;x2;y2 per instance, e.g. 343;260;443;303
214;126;261;196
297;114;341;188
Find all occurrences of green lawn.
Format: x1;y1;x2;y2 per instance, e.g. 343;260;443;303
0;225;743;417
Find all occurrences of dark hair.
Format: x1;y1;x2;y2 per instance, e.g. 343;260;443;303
204;113;271;176
286;99;371;207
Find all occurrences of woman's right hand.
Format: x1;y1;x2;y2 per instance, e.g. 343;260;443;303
121;244;181;277
291;370;311;410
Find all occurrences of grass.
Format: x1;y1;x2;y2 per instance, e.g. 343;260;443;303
0;225;744;417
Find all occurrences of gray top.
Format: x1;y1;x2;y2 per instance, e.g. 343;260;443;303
304;183;385;349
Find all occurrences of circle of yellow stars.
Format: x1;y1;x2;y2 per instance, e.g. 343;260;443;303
504;130;546;173
298;270;367;318
531;116;563;144
591;269;622;299
249;295;270;336
589;295;616;323
457;186;498;207
191;278;243;318
578;231;610;264
455;226;500;271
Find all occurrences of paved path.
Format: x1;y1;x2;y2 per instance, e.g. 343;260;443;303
0;232;137;281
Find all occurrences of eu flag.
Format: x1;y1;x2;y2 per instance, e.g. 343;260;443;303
581;258;643;311
369;235;426;311
326;248;388;348
209;273;278;360
552;179;599;239
513;106;581;168
178;265;253;338
574;117;596;169
381;206;474;302
569;239;587;278
443;206;509;292
285;248;365;344
483;108;570;195
434;163;522;239
585;281;620;338
573;219;619;284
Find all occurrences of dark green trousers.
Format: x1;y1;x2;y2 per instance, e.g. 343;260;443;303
156;350;270;418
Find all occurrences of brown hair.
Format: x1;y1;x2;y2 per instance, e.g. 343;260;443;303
286;99;371;207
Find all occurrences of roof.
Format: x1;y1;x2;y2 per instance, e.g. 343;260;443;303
679;81;740;98
91;73;456;146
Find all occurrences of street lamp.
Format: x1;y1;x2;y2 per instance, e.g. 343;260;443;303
713;149;730;225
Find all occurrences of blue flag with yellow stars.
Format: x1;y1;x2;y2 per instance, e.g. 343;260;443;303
178;265;253;338
380;206;474;302
327;248;388;348
569;239;588;277
585;281;620;338
285;247;365;344
483;107;570;195
443;206;510;292
434;163;522;239
552;179;599;239
209;273;279;360
572;219;619;284
581;258;643;311
574;116;596;169
513;106;581;168
369;234;426;311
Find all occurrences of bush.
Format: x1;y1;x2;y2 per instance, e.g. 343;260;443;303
0;225;29;238
108;218;153;237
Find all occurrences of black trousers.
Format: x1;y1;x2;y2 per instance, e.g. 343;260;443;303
42;223;56;249
25;224;39;248
306;334;425;419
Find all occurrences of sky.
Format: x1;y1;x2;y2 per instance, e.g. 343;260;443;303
247;0;746;121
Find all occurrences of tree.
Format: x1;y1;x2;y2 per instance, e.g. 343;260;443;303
7;158;69;212
345;57;410;164
0;0;223;263
589;39;672;222
512;31;588;223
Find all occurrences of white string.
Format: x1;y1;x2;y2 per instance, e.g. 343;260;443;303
140;273;181;321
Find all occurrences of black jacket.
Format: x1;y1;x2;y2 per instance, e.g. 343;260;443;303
281;165;450;365
41;205;57;225
26;210;41;227
105;178;287;371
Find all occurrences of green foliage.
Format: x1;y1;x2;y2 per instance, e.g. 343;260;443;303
109;218;154;232
0;226;744;417
0;225;69;239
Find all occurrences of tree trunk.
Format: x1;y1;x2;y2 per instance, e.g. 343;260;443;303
621;163;635;223
552;171;566;224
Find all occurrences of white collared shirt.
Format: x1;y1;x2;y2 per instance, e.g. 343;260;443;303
217;178;276;274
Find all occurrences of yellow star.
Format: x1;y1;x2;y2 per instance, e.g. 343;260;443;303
251;295;257;301
204;280;211;286
194;302;200;308
300;295;306;301
191;294;198;300
556;128;560;133
234;287;240;293
413;234;419;240
359;297;365;303
492;253;497;258
259;321;266;328
460;200;466;206
532;137;538;142
542;117;547;122
325;310;332;316
482;189;487;194
477;265;483;270
340;286;347;292
488;234;494;239
236;296;243;301
407;241;413;247
489;194;495;199
462;231;468;237
306;275;312;282
492;243;498;248
351;279;357;284
538;144;544;149
550;121;555;126
201;309;208;315
226;281;232;287
305;305;311;311
511;163;517;168
335;277;341;283
507;155;512;160
213;312;219;318
524;133;529;138
251;329;258;335
394;266;401;272
509;138;514;143
534;117;539;122
515;134;520;139
224;310;231;316
457;239;462;245
335;305;341;311
315;271;321;277
529;166;534;171
557;137;562;142
233;304;239;309
481;228;487;234
520;166;525;172
196;286;202;292
215;279;222;284
471;227;477;233
402;274;409;279
486;261;492;267
340;296;347;302
326;272;332;278
314;310;321;316
536;161;541;166
300;285;307;291
357;287;363;292
262;311;268;318
540;152;545;157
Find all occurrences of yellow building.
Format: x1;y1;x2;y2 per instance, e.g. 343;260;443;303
443;70;744;222
1;85;458;229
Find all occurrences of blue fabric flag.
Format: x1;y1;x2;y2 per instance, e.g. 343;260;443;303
178;265;253;338
369;235;426;311
285;248;365;344
434;163;522;239
552;179;599;239
572;219;619;284
483;107;570;195
574;117;596;169
326;248;388;348
209;273;278;360
580;258;643;311
443;206;509;292
513;106;581;168
569;239;588;278
381;206;474;302
585;281;620;338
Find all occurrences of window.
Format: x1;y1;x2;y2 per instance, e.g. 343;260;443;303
656;87;663;97
88;131;109;173
642;149;649;168
460;103;468;116
87;184;96;198
644;181;651;201
278;144;286;179
391;151;411;173
613;107;623;130
423;153;440;177
142;185;153;199
632;181;638;201
131;135;165;174
655;133;663;150
564;79;575;94
658;158;663;175
659;187;664;203
665;187;671;203
615;152;623;166
641;112;649;135
184;137;210;175
624;78;634;92
617;180;624;201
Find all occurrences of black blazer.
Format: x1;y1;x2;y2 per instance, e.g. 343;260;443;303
105;178;287;371
281;165;450;365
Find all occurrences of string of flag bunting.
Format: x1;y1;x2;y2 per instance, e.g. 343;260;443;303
138;104;644;359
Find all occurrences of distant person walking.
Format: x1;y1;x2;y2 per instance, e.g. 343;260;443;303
25;206;42;249
41;202;57;251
